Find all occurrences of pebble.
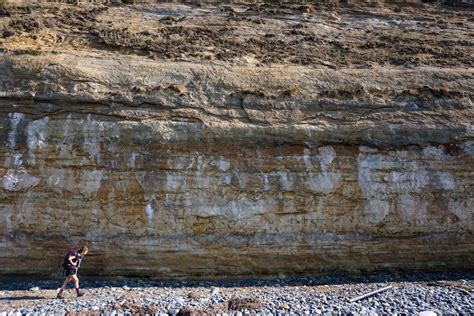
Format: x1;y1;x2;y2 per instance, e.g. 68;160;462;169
0;273;472;315
210;287;219;295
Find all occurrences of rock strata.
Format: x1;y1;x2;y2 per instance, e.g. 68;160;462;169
0;1;473;278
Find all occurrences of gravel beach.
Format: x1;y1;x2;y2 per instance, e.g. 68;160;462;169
0;273;472;315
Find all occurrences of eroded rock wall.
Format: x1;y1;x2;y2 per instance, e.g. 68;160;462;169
0;53;472;277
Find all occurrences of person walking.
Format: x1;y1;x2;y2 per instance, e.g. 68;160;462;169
57;245;88;299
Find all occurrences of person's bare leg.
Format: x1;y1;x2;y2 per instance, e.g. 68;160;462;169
71;275;79;289
57;276;70;298
71;274;84;296
61;276;70;290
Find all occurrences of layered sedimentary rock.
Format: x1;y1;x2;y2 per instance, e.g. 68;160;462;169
0;2;473;277
0;55;472;277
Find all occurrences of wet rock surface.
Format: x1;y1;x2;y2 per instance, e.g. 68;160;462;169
0;273;472;315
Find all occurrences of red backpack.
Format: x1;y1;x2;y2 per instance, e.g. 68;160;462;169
62;248;79;269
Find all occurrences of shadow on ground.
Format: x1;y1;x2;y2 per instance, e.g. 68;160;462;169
0;296;47;300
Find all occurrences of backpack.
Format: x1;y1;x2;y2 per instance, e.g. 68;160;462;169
62;248;79;269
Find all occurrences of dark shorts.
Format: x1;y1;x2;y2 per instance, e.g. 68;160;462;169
65;268;77;276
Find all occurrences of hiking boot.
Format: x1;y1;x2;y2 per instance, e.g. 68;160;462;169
76;290;85;297
56;292;64;299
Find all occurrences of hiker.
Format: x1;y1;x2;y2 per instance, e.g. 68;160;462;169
57;245;88;299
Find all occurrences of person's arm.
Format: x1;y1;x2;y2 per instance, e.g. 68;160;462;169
68;255;77;267
76;254;82;268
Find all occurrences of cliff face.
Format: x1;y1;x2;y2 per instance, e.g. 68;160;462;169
0;1;473;278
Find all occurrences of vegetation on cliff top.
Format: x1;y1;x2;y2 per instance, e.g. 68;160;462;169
0;1;472;68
